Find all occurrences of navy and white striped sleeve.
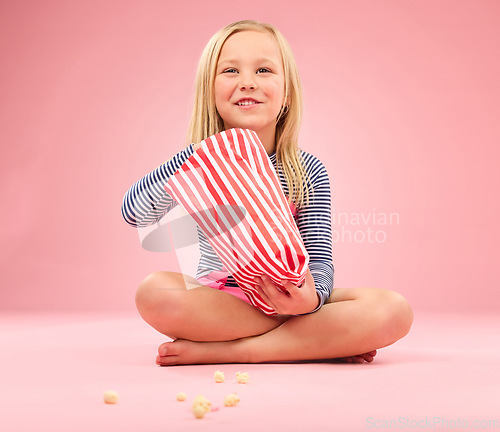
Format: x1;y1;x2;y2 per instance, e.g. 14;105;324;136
295;154;334;314
121;145;195;228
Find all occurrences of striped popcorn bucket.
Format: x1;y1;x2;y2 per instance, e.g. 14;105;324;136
164;128;309;315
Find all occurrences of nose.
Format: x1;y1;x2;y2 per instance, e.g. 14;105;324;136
239;73;256;90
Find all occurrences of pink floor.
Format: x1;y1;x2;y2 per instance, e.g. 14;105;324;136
1;312;498;432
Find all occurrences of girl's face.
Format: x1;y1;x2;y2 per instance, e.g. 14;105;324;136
214;30;286;147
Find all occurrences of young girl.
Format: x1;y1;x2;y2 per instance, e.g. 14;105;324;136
122;20;413;365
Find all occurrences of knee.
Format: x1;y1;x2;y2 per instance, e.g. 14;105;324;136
135;272;159;313
135;271;180;323
374;290;414;347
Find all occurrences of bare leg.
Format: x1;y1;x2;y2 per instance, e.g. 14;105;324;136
135;271;290;342
155;286;413;365
135;272;413;365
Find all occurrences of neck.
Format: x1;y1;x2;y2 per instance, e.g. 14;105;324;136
255;126;277;156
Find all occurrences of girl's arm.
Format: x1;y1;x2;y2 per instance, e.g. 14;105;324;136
121;144;195;227
295;155;334;314
254;154;333;316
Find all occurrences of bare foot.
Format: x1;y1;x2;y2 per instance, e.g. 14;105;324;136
156;339;246;366
335;350;377;364
156;340;377;366
157;340;205;366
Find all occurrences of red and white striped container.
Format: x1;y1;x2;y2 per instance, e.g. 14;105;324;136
164;128;309;315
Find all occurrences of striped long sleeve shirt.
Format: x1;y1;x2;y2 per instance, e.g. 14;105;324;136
121;143;334;314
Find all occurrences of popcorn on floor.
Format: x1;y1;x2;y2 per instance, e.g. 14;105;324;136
192;395;211;419
103;390;119;404
224;393;240;407
214;370;225;383
192;404;206;419
236;371;250;384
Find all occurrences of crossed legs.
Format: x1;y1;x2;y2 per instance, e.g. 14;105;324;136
135;271;413;365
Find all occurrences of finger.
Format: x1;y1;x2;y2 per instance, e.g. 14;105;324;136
281;279;298;295
257;286;278;312
261;275;288;296
275;279;291;295
281;279;309;299
259;281;289;308
256;278;276;303
254;277;269;300
254;277;279;311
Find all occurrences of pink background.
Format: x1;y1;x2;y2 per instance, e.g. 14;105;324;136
1;0;498;314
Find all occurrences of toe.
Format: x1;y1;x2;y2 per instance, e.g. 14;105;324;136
158;340;179;357
156;354;179;366
361;353;374;362
158;342;171;356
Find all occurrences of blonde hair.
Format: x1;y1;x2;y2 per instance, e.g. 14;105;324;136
186;20;311;208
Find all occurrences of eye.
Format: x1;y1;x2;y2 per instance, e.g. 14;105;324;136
257;67;271;74
222;68;238;74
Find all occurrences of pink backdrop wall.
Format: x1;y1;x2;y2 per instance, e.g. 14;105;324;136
1;0;498;313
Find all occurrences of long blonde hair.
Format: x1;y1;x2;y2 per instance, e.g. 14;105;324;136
186;20;311;208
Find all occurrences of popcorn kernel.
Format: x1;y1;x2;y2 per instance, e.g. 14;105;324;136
224;393;240;407
236;371;249;384
176;392;187;401
103;390;119;404
214;370;225;383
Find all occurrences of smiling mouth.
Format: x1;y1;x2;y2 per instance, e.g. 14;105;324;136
236;100;261;106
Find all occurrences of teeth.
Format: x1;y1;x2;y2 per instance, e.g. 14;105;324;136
237;101;258;106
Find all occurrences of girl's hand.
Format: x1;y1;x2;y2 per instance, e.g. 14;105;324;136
254;269;320;315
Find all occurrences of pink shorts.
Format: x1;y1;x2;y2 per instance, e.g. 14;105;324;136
197;270;252;304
